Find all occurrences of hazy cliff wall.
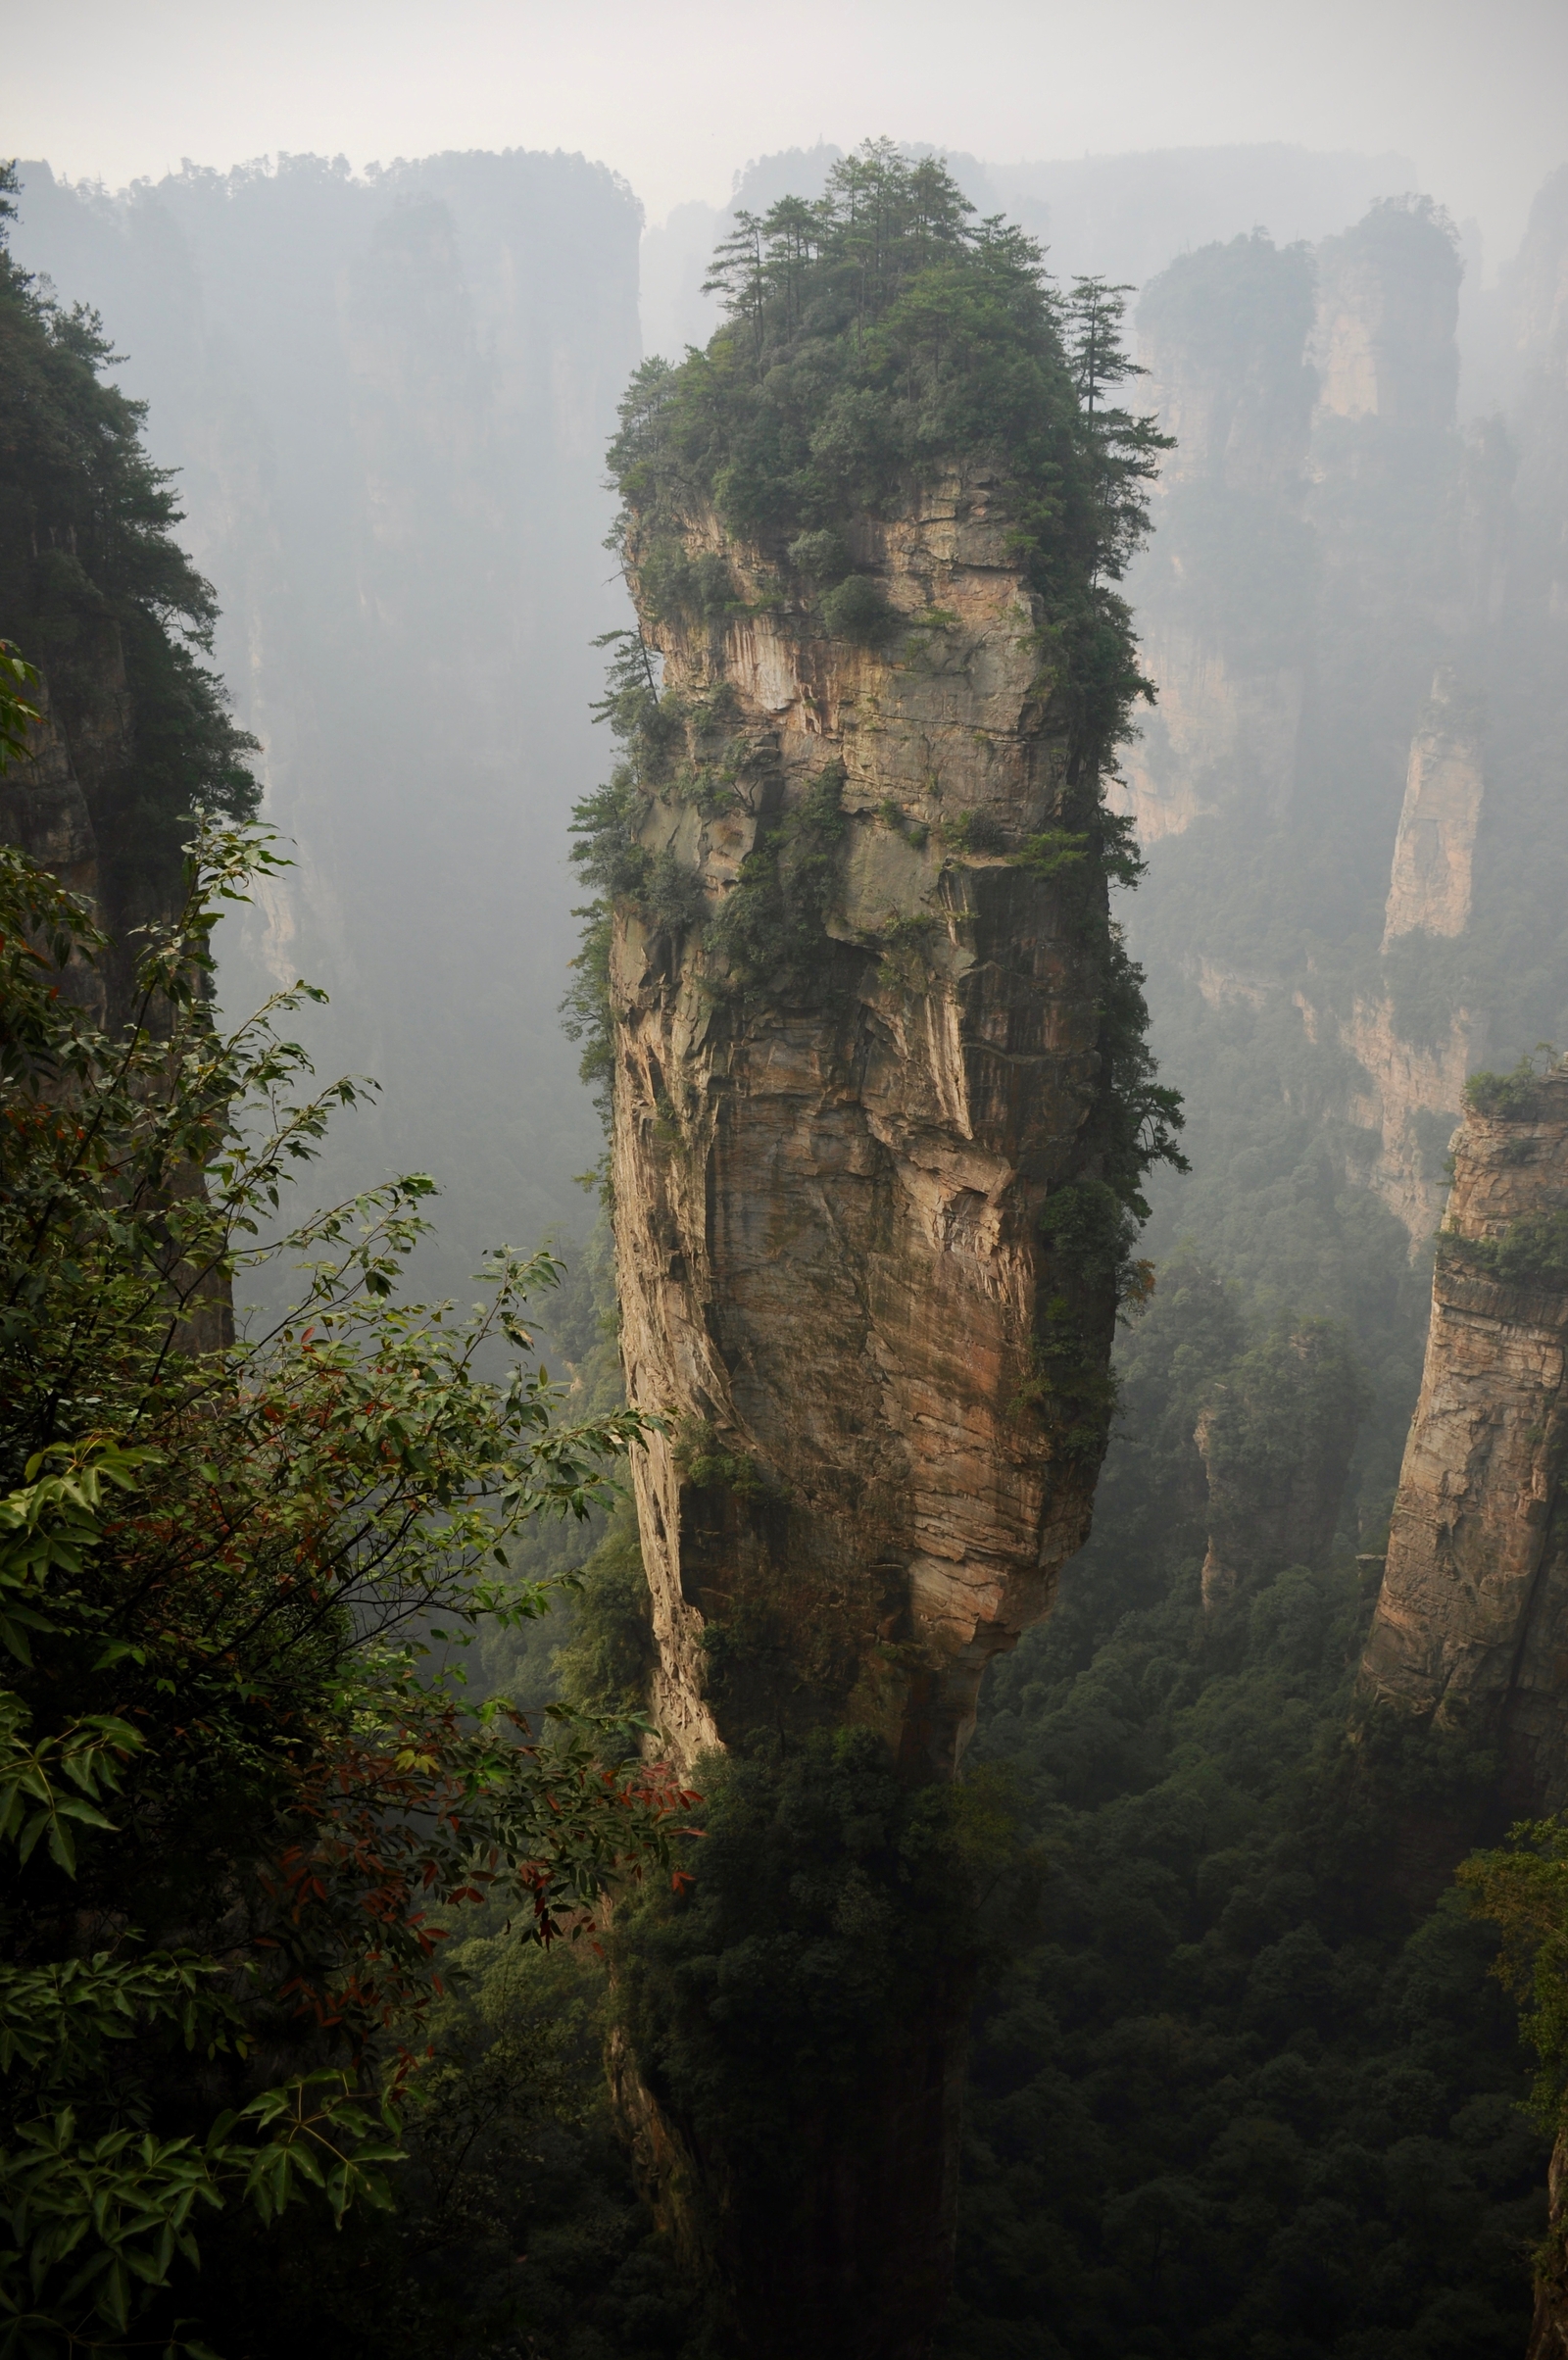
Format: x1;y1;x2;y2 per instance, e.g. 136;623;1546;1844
612;474;1124;1783
1359;1066;1568;1806
1107;179;1568;1532
10;153;642;1278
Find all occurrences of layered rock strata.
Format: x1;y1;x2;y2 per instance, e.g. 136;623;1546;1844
1331;992;1476;1248
1358;1066;1568;1806
611;469;1123;1785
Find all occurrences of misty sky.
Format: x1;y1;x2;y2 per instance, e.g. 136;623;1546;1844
11;0;1568;264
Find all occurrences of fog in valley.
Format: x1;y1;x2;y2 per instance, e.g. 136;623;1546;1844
8;0;1566;1296
9;6;1568;2354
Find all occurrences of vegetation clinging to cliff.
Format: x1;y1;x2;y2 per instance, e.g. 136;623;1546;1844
566;143;1176;1136
610;139;1165;759
0;164;258;870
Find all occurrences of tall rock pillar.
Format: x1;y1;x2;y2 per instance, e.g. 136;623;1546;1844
582;156;1173;2357
610;471;1125;1786
1358;1064;1568;1806
599;473;1143;2357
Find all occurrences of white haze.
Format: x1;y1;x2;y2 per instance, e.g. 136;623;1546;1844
6;0;1565;1301
10;0;1568;268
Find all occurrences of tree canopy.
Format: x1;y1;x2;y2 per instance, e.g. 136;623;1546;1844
0;164;258;889
0;816;695;2354
609;141;1167;760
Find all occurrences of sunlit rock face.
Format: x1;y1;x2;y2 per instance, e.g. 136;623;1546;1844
1359;1067;1568;1808
610;470;1123;1785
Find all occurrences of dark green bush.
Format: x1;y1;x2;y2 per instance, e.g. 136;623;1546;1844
787;527;851;582
818;571;894;642
1444;1207;1568;1289
1465;1054;1558;1120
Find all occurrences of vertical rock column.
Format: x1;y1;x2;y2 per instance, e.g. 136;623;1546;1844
1358;1065;1568;1806
605;470;1131;2359
611;471;1122;1782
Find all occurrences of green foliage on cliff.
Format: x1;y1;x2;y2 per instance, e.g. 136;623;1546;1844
613;1732;969;2156
0;638;41;762
705;762;848;995
1464;1053;1560;1121
567;146;1184;1287
943;1263;1543;2360
183;1927;701;2360
549;1499;662;1725
1460;1822;1568;2137
1443;1208;1568;1290
611;141;1164;759
0;167;258;888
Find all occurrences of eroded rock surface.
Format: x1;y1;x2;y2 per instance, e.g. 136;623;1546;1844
611;469;1123;1782
1359;1067;1568;1805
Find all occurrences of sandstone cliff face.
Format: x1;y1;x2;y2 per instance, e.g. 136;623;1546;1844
611;468;1120;1784
1359;1067;1568;1805
1115;627;1302;841
0;645;140;1027
1292;670;1485;1251
1112;207;1484;1264
2;674;104;902
1382;668;1485;946
1332;991;1475;1249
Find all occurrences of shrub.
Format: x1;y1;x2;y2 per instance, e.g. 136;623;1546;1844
818;572;894;643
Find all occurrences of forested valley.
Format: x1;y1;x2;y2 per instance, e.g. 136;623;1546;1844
4;118;1568;2360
